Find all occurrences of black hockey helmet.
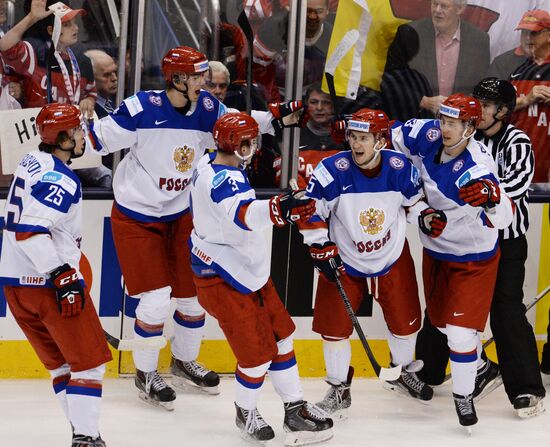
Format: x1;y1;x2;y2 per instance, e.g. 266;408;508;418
473;77;517;116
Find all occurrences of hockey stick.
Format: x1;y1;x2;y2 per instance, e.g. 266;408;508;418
237;9;253;115
443;284;550;383
333;273;402;381
103;329;167;351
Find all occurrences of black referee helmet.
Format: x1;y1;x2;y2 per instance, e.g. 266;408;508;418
473;77;517;118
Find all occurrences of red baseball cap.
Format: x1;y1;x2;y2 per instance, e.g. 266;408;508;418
516;10;550;32
48;2;86;23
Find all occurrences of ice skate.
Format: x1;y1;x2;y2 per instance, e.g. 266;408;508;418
71;433;106;447
283;400;334;446
135;369;176;411
235;403;275;445
453;393;478;432
513;394;545;418
171;357;220;395
316;366;353;421
383;361;433;404
473;359;501;402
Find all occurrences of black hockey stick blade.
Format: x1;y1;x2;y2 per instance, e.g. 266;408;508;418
103;329;167;351
333;274;401;381
324;72;340;115
237;10;253;115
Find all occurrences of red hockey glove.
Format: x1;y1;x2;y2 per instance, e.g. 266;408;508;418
50;264;85;318
269;191;316;228
418;208;447;238
459;178;500;209
310;241;345;282
330;118;347;145
269;100;309;132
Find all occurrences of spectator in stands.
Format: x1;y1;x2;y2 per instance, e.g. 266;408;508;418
386;0;490;115
274;83;342;188
488;29;530;80
205;60;229;102
0;0;96;117
510;9;550;186
84;49;117;118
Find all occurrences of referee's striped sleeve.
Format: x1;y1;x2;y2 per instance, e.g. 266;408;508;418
499;127;534;201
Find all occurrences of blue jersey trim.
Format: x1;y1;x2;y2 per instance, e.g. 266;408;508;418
343;260;394;278
115;202;188;222
424;243;498;263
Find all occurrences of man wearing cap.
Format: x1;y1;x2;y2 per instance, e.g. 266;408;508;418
510;9;550;185
0;0;95;117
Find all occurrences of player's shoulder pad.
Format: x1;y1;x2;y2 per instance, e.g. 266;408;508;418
312;151;352;187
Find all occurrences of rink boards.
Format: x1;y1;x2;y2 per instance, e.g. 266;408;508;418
0;199;548;378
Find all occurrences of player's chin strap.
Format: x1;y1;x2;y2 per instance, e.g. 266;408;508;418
57;139;84;162
355;139;386;169
171;75;190;101
443;126;475;155
234;149;256;170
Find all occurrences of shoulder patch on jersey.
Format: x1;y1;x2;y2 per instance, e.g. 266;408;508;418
455;165;491;188
149;94;163;107
203;96;214;111
426;127;441;142
41;171;62;184
334;157;350;171
411;165;420;187
452;159;464;172
212;170;228;189
124;95;143;117
389;156;405;170
41;170;77;195
313;163;335;188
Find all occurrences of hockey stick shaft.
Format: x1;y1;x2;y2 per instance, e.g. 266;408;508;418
333;273;401;381
103;329;167;351
237;10;253;115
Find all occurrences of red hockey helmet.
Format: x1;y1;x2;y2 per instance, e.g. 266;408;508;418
161;46;209;82
439;94;482;128
213;112;259;154
346;108;389;136
36;103;82;145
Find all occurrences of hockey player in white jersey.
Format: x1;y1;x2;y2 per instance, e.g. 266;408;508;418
299;108;444;420
88;45;306;408
391;94;514;429
190;112;333;445
0;103;112;447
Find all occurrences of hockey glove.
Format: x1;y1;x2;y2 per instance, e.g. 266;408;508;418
269;191;316;228
418;208;447;238
269;100;309;133
330;118;347;145
310;241;344;282
50;263;85;318
459;178;500;209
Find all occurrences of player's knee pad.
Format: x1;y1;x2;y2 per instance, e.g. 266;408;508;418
135;286;172;325
238;361;271;378
175;296;204;317
70;364;106;381
446;324;477;353
276;333;295;356
49;363;70;380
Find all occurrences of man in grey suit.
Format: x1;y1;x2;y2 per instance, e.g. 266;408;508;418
386;0;490;115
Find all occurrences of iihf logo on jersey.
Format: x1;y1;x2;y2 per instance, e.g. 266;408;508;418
173;145;195;172
359;208;385;235
149;95;163;107
389;156;404;170
453;159;464;172
334;157;350;171
203;97;214;111
426;127;441;142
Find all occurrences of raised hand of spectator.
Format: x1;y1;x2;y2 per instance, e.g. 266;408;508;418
527;85;550;104
79;97;96;120
420;95;448;114
29;0;53;23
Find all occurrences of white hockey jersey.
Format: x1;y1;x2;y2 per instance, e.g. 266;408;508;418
391;119;513;262
89;89;276;222
303;150;423;277
0;151;82;287
189;153;273;294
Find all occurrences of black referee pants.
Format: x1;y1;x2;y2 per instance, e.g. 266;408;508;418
415;235;545;402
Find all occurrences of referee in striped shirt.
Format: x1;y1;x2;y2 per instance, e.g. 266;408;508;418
472;77;545;414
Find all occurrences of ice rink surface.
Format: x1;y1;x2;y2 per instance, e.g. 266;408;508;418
0;376;549;447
